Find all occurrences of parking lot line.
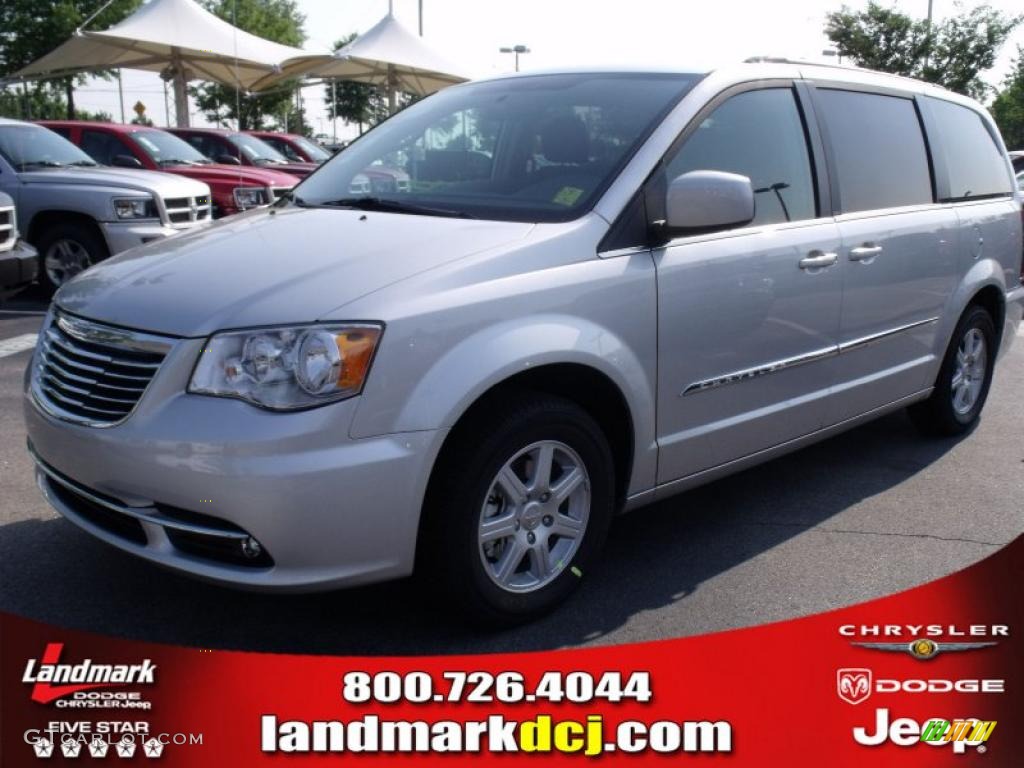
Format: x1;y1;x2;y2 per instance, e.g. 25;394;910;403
0;334;38;359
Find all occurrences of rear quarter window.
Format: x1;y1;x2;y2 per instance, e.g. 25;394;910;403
925;97;1013;201
816;88;933;213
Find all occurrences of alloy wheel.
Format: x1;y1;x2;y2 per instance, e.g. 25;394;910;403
951;327;987;416
44;239;91;286
478;440;591;593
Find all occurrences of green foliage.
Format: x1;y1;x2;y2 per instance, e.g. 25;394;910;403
992;47;1024;149
0;0;142;118
190;0;307;130
825;2;1021;99
322;35;416;134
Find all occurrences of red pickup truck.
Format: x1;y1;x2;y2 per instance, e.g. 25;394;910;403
167;127;318;179
42;122;300;218
247;131;332;164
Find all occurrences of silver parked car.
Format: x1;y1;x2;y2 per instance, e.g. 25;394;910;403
0;190;39;296
24;62;1024;623
0;119;212;291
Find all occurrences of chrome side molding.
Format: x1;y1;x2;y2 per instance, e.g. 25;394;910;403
681;317;939;397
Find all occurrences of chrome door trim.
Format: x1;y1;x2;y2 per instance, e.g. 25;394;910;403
680;345;838;396
681;316;940;396
839;317;939;353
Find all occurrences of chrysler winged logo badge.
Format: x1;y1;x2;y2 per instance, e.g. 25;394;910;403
837;668;872;705
851;638;997;660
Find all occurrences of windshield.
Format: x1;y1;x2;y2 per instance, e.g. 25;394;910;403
290;135;331;162
228;133;290;164
294;73;699;223
131;129;210;165
0;124;98;170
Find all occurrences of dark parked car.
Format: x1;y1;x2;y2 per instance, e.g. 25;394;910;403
167;127;318;179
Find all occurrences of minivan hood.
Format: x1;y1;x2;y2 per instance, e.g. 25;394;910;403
55;206;533;337
19;166;206;195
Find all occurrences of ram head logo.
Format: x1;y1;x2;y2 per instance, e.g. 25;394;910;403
837;668;873;705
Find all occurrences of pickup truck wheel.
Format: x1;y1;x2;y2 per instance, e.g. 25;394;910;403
422;393;614;626
37;222;109;292
908;305;996;436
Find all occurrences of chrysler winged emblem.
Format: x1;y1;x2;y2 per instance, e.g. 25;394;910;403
837;668;872;705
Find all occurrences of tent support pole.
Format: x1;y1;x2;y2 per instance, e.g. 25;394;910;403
387;63;396;115
171;47;190;127
117;69;125;123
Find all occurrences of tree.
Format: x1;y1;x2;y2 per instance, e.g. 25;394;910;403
190;0;306;131
322;34;415;135
0;0;142;119
825;2;1021;99
992;47;1024;150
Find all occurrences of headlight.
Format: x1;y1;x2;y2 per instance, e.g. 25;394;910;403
112;197;158;220
188;324;383;410
233;186;270;209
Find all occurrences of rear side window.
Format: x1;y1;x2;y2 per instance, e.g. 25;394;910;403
662;88;817;226
816;89;933;213
925;98;1012;201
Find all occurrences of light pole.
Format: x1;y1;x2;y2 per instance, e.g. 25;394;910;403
924;0;934;67
499;45;530;72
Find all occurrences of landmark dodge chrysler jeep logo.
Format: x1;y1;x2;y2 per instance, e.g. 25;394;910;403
22;643;156;704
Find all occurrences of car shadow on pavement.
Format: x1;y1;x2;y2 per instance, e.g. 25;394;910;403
0;410;966;656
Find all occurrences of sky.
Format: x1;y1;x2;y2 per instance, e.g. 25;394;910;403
71;0;1024;139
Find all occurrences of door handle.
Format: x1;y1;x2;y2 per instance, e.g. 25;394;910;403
849;244;883;262
798;251;838;270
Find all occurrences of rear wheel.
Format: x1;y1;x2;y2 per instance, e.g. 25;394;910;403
421;393;615;625
909;305;996;436
37;221;109;293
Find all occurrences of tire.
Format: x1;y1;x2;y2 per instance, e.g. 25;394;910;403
908;305;997;437
420;393;615;626
36;221;109;293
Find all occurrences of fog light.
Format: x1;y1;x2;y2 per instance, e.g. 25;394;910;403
240;536;263;559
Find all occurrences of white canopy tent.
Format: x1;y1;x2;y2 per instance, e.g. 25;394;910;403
266;13;472;113
12;0;325;126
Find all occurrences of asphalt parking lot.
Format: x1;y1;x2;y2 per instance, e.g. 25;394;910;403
1;288;1022;656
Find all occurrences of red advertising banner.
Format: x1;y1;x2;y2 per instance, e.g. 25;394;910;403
1;534;1020;766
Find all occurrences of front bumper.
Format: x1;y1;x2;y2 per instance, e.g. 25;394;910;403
23;336;445;591
0;240;39;295
99;220;210;255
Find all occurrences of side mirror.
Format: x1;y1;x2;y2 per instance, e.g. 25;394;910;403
217;154;242;166
665;170;755;233
111;154;142;169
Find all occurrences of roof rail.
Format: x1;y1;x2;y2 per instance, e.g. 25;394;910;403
743;56;851;71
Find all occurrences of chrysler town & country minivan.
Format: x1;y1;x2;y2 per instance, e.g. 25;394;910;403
24;61;1024;622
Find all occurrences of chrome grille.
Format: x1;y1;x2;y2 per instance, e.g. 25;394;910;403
32;313;173;427
0;206;13;252
163;195;212;227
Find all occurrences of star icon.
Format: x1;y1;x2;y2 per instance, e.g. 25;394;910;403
143;737;165;758
88;737;110;758
33;738;54;758
61;739;82;758
116;738;137;758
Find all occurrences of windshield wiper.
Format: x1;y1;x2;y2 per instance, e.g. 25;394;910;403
17;160;65;170
316;196;476;219
68;160;98;167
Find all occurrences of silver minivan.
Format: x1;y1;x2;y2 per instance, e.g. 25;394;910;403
24;61;1024;623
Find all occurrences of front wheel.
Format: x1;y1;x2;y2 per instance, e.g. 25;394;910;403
909;305;996;436
421;393;615;625
36;221;109;293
